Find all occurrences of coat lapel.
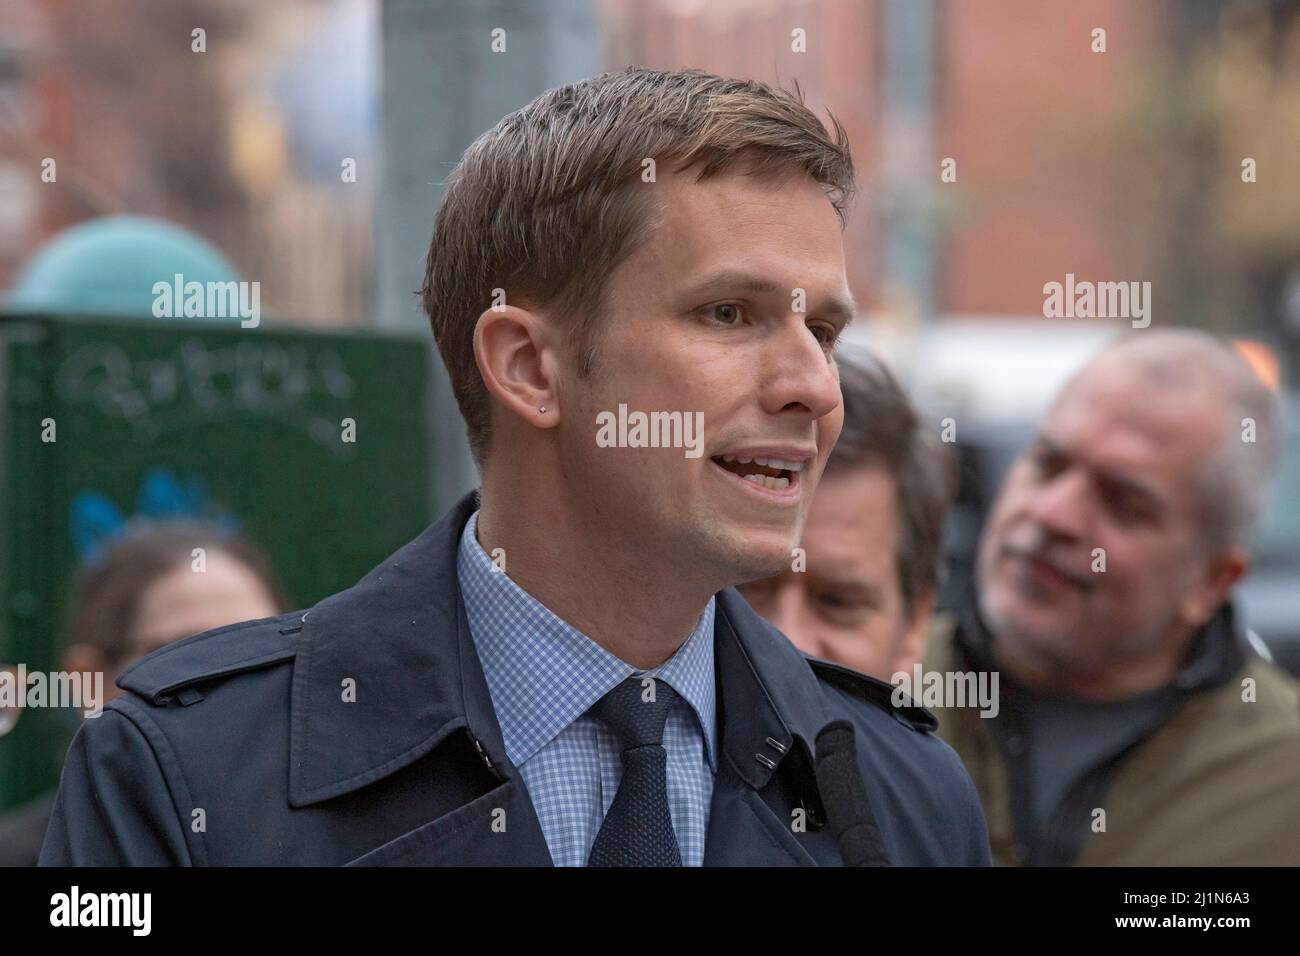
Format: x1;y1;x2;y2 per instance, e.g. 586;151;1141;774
291;492;554;866
702;766;816;865
703;590;853;866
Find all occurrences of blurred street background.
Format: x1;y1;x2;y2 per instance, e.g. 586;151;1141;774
0;0;1297;811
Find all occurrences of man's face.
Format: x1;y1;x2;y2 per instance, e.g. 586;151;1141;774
557;167;850;589
738;464;929;680
976;358;1227;677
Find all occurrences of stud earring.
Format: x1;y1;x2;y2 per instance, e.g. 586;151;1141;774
538;405;548;413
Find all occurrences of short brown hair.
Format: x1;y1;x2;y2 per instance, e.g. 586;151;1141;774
828;352;957;613
421;67;855;467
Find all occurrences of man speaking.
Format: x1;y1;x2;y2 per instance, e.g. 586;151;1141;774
41;68;989;866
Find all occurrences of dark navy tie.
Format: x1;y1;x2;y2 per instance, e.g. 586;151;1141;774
587;676;683;867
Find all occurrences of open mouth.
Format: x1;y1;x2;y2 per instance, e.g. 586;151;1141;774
709;454;803;493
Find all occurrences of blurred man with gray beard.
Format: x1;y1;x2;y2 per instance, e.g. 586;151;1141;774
926;329;1300;865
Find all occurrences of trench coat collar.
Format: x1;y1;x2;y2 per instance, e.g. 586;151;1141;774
288;491;835;811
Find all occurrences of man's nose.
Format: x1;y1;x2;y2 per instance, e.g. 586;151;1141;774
1022;467;1092;541
758;320;841;420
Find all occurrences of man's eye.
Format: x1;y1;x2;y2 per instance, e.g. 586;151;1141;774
816;594;871;625
1030;447;1061;476
1108;495;1153;524
810;323;838;348
702;303;744;326
818;592;868;612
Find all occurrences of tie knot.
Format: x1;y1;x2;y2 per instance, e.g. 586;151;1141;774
591;676;678;750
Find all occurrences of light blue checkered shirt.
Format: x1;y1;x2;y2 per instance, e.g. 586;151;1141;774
457;510;717;866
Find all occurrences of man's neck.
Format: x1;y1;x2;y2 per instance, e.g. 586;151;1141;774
475;480;715;671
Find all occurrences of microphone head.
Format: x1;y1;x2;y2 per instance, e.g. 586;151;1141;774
815;720;891;866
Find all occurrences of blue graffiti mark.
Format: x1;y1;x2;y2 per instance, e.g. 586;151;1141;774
71;468;240;566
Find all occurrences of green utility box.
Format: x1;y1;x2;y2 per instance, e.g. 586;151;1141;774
0;314;434;810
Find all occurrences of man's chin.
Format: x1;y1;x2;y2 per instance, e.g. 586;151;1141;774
984;584;1070;638
727;562;789;591
700;528;797;588
985;602;1089;667
730;540;800;587
664;502;802;588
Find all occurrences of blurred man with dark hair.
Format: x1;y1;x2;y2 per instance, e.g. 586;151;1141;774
926;329;1300;865
741;353;956;680
0;522;282;866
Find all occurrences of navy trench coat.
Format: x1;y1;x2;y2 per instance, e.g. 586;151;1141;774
40;493;990;866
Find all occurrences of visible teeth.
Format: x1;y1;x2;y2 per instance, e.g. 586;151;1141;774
752;456;803;473
718;454;804;472
742;473;791;491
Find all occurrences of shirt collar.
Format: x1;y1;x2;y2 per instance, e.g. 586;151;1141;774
457;510;717;771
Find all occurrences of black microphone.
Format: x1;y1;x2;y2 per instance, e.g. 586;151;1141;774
815;720;891;866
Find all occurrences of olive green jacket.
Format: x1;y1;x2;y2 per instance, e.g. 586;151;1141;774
924;602;1300;865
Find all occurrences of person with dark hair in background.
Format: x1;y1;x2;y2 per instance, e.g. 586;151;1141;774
41;68;989;867
740;352;956;681
0;522;283;866
927;329;1300;865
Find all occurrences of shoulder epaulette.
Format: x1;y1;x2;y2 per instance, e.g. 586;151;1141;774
116;611;305;705
807;656;938;733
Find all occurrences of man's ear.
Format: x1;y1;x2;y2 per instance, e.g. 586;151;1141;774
893;588;935;675
1179;548;1249;630
473;303;561;432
